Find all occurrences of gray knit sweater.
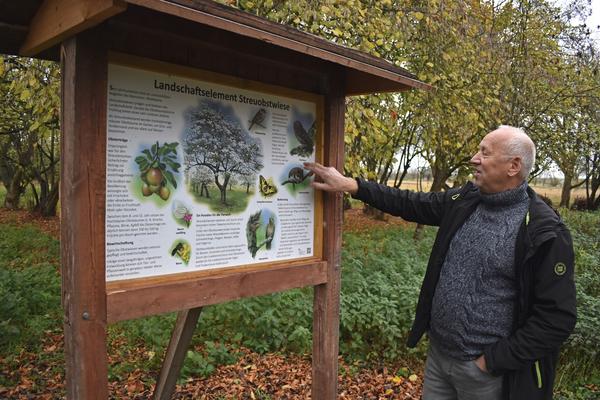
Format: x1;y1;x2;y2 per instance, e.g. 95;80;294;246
429;181;530;360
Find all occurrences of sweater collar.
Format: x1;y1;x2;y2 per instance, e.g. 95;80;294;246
479;181;528;207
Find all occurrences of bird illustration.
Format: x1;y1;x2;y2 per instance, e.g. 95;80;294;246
282;167;314;188
246;210;262;258
265;216;275;250
290;120;315;157
248;108;267;130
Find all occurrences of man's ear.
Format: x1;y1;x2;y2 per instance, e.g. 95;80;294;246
507;157;522;177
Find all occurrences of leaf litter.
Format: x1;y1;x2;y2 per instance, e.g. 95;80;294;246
0;209;423;399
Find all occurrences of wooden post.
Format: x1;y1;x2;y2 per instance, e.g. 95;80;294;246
61;30;109;399
153;307;203;400
312;69;346;399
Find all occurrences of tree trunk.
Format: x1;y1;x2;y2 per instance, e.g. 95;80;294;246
362;204;387;221
414;167;449;240
246;183;250;194
38;185;59;217
589;169;599;210
216;174;230;205
343;194;352;211
200;183;209;198
429;171;448;192
559;172;572;208
3;170;26;209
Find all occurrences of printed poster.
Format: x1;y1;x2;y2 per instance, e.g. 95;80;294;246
105;63;318;282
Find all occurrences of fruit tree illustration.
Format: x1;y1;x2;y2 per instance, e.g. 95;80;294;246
135;141;181;201
184;101;263;206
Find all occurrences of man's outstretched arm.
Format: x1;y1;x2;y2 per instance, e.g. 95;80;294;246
304;162;455;226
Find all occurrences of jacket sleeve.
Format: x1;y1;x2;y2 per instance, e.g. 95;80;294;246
484;225;577;375
351;178;458;226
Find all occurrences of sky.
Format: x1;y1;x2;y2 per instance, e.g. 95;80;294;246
589;0;600;42
558;0;600;42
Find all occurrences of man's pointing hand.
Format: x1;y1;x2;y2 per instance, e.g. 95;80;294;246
303;162;358;195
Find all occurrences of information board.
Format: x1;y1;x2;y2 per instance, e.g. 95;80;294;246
105;59;321;282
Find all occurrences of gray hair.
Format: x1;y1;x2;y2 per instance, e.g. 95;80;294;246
497;125;536;179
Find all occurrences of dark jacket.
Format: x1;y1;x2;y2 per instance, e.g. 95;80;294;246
353;179;577;400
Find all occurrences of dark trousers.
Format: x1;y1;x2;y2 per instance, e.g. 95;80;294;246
423;342;503;400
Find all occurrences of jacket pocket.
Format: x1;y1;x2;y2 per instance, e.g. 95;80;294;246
509;356;556;400
534;360;542;389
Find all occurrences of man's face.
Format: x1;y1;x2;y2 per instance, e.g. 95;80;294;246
470;131;514;193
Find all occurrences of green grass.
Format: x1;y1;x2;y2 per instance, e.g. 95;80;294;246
189;185;254;214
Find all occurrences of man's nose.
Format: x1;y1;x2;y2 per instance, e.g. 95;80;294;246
470;153;480;165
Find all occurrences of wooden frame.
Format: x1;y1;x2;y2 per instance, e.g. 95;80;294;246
104;52;327;322
60;29;343;397
312;68;346;400
61;30;110;399
21;0;126;56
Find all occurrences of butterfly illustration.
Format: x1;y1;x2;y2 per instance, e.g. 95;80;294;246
259;175;277;197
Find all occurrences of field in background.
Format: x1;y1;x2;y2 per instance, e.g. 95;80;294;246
393;179;586;206
0;179;588;212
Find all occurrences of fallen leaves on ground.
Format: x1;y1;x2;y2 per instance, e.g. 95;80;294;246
343;208;411;234
2;333;424;399
1;209;424;398
0;208;60;239
173;349;422;399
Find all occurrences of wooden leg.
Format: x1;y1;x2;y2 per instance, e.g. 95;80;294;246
312;277;342;399
311;69;345;400
61;31;109;400
152;307;203;400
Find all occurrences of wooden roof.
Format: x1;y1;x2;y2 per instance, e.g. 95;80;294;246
0;0;430;95
0;0;42;57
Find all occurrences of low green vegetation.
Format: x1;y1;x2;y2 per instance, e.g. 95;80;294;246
1;210;599;398
0;224;62;388
189;184;254;214
554;210;600;399
0;263;60;348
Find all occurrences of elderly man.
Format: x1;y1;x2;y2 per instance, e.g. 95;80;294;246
304;125;576;400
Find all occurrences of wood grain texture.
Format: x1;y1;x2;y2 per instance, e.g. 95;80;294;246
153;307;202;400
60;29;109;399
107;261;327;323
120;0;430;93
312;68;346;400
21;0;126;56
108;51;324;106
106;8;330;95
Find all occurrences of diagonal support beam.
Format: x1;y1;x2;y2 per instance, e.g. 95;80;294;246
20;0;127;57
153;307;203;400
